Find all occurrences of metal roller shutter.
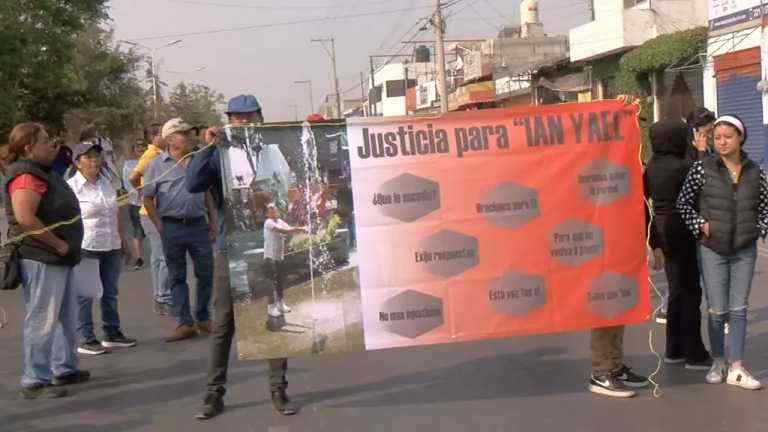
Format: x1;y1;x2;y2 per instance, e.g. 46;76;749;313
717;77;764;163
715;48;765;164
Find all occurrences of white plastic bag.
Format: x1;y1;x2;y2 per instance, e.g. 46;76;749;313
72;258;102;298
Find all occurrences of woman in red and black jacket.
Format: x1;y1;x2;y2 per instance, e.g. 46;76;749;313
3;122;87;400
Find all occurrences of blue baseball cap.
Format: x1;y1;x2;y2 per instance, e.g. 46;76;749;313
72;140;103;160
226;94;261;114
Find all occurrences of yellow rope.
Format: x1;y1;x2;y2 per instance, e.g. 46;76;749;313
1;141;215;247
632;98;664;399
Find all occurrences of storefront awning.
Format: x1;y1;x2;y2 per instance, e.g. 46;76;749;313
449;81;495;111
537;71;591;93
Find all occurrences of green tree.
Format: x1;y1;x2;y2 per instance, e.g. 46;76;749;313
62;24;148;151
0;0;108;138
167;82;224;127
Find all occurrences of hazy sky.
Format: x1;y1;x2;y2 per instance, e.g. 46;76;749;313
108;0;590;122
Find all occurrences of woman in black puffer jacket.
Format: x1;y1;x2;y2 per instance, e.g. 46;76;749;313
677;115;767;390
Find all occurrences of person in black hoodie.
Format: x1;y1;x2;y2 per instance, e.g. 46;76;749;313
644;119;711;370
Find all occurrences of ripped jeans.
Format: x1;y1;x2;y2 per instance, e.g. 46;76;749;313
698;244;756;363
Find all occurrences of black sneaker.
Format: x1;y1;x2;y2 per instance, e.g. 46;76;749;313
52;370;91;386
19;383;68;399
685;356;714;371
589;373;636;398
102;332;137;348
271;390;297;415
78;341;108;355
132;258;144;270
195;392;224;420
613;365;649;388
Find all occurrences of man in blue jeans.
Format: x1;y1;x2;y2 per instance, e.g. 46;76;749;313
143;118;216;342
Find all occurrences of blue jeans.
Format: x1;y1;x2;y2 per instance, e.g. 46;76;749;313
20;259;79;387
698;244;757;362
161;218;214;327
77;250;122;343
142;216;172;305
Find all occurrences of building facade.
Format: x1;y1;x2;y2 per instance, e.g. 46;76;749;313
492;0;569;107
705;0;767;163
570;0;708;117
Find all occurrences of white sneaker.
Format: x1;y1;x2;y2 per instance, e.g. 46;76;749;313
727;367;762;390
278;299;292;314
706;360;728;384
267;303;282;318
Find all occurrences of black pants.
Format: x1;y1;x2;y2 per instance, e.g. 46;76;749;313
663;242;708;361
262;258;285;305
206;251;288;395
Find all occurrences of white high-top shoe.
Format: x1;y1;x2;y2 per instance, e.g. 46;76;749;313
705;360;727;384
727;367;762;390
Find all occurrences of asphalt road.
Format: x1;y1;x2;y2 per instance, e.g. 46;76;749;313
1;249;768;432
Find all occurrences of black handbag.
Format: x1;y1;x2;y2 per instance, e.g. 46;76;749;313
0;242;20;290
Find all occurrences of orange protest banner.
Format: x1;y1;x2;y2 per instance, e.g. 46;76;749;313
224;101;649;360
348;100;650;350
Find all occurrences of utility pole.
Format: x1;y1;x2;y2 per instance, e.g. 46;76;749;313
360;72;367;117
434;0;449;113
404;60;410;114
151;49;159;120
312;38;343;119
121;39;183;120
369;56;376;116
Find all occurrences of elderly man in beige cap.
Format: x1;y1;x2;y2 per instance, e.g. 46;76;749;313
143;118;217;342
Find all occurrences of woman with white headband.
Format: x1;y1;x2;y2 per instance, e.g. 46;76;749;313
677;114;768;390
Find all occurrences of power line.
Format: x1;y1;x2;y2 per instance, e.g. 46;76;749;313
469;1;499;29
482;0;511;21
339;21;429;97
125;5;433;41
165;0;416;9
442;0;466;9
445;0;482;19
338;0;488;99
376;2;424;52
166;0;333;10
330;5;435;99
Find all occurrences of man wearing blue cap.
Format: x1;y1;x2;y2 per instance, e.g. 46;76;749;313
187;95;296;419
